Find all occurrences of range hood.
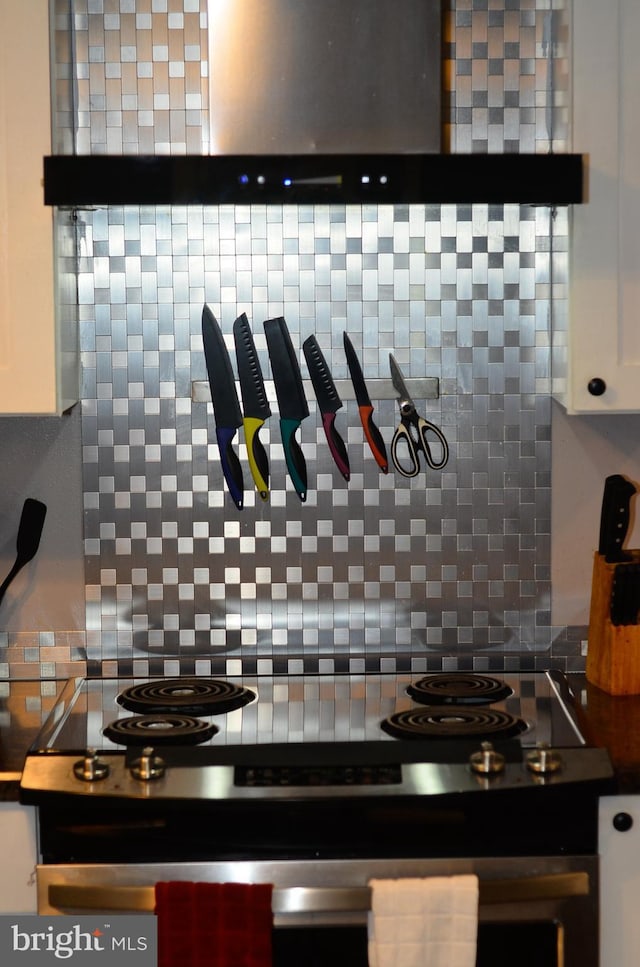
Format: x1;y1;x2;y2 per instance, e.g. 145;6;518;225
43;0;584;208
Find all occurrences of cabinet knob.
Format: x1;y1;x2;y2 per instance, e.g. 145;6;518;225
613;812;634;832
587;377;607;396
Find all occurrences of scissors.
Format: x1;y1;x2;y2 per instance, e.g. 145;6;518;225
389;354;449;477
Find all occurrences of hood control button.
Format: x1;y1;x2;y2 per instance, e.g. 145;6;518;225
73;748;110;782
129;746;165;781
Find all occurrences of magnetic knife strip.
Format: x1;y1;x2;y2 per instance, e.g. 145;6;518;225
193;377;440;404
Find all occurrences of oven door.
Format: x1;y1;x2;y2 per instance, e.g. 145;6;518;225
37;855;598;967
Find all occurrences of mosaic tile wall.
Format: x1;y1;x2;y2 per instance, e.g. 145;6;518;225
49;0;582;676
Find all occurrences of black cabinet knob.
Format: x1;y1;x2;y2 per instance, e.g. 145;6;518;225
613;812;634;832
587;377;607;396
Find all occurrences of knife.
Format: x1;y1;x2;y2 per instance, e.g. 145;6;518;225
303;335;350;482
233;313;271;501
343;331;388;473
264;317;309;502
598;473;636;562
202;305;244;510
610;563;640;626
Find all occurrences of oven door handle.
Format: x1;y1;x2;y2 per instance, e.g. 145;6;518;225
47;872;590;915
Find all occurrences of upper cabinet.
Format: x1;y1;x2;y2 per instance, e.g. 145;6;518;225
560;0;640;414
0;1;77;415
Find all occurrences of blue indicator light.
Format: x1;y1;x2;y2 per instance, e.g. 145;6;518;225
238;174;250;185
283;178;292;187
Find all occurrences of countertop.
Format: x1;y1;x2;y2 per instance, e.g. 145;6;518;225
571;673;640;793
0;679;66;800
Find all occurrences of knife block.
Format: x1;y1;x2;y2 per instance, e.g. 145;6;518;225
587;550;640;695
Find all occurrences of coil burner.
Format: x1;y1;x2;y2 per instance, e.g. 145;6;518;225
381;706;527;741
103;714;219;746
116;678;256;716
406;673;513;706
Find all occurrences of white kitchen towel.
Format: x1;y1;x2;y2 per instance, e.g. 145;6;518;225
368;875;479;967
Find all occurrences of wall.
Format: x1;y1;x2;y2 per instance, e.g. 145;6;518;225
69;0;582;676
3;0;598;679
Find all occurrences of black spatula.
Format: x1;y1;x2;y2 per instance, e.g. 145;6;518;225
0;498;47;606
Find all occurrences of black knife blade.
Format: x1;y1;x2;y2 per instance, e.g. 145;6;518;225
264;317;309;502
598;473;636;562
343;331;388;473
233;313;271;501
303;335;350;481
202;305;244;510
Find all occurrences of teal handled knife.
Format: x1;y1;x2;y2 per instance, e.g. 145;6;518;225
202;305;244;510
264;317;309;502
233;313;271;501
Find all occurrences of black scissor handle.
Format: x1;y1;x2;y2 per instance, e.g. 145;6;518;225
418;416;449;470
391;416;449;477
391;421;422;478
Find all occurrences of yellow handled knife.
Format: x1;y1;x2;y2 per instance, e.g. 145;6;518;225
233;313;271;500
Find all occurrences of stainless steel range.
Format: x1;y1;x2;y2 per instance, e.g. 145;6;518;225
20;670;614;967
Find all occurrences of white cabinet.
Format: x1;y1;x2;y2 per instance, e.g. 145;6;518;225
0;803;38;914
599;795;640;967
0;1;77;415
558;0;640;413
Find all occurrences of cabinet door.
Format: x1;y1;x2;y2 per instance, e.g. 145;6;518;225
565;0;640;413
0;0;77;414
0;803;37;914
599;795;640;967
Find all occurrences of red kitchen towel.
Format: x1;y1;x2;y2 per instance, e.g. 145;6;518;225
155;881;273;967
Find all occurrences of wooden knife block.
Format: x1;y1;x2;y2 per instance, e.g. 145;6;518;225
587;550;640;695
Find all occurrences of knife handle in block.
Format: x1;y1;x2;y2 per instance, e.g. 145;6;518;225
599;474;636;562
243;417;269;501
215;426;244;510
280;417;307;502
610;563;640;626
359;404;389;473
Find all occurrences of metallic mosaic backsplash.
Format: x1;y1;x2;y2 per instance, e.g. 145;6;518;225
49;0;580;676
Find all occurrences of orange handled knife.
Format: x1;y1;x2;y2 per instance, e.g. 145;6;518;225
343;331;388;473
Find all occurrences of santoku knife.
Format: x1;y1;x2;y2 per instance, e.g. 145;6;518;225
264;317;309;502
202;304;244;510
343;331;388;473
233;313;271;501
303;335;350;481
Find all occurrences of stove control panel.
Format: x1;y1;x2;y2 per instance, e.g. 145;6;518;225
19;745;615;803
235;763;402;787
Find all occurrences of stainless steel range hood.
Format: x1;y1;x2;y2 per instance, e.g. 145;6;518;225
207;0;442;157
43;0;585;208
202;0;442;202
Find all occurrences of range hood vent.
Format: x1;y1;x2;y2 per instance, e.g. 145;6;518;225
43;154;584;207
43;0;585;208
